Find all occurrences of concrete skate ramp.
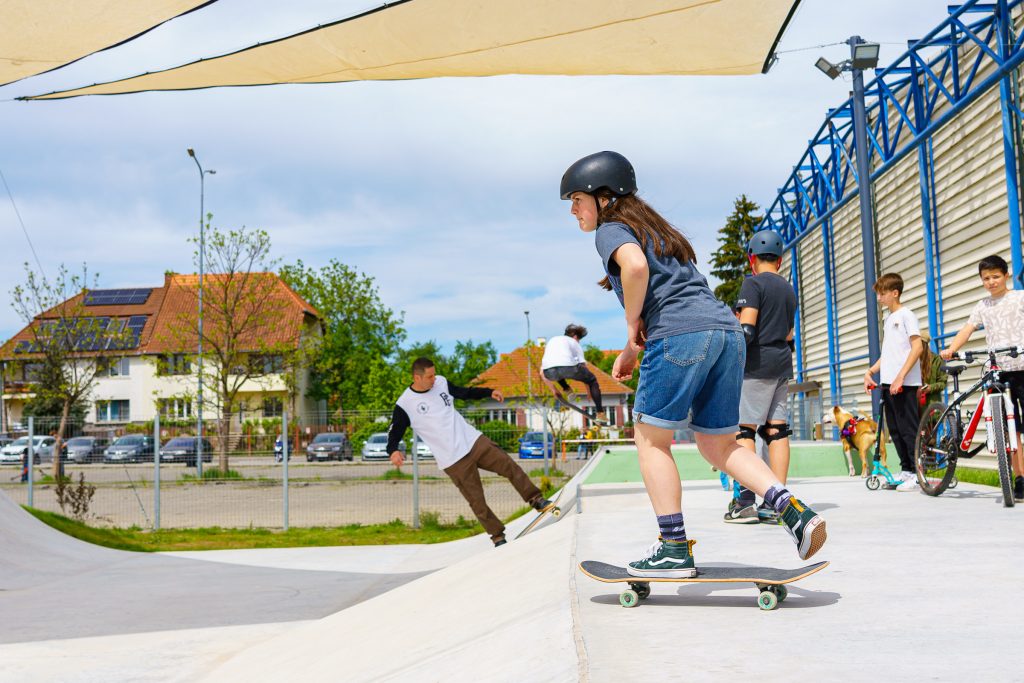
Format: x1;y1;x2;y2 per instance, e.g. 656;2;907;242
0;490;425;644
204;517;582;682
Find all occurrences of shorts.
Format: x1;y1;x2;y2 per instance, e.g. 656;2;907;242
738;377;790;426
1003;370;1024;432
633;328;744;434
542;364;596;384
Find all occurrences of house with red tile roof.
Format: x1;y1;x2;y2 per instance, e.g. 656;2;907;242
470;344;633;431
0;273;321;431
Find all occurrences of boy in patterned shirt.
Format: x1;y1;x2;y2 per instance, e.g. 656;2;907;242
941;255;1024;502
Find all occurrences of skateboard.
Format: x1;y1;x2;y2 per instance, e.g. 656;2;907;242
514;499;563;539
553;392;609;425
578;560;829;610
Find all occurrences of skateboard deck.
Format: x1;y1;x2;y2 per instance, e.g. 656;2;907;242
578;560;828;610
553;393;609;425
514;499;562;539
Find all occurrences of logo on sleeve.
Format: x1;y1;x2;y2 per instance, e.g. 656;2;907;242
440;392;452;407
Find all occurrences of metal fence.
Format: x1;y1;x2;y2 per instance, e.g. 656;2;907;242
0;411;586;530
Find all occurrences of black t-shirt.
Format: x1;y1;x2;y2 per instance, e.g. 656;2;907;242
736;272;797;379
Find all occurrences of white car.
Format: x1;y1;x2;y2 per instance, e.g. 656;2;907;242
0;436;56;465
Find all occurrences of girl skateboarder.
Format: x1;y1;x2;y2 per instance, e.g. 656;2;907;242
560;151;828;577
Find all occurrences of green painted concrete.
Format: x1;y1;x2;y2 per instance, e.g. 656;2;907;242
584;443;858;485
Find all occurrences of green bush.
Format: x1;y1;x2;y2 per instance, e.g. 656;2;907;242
478;420;526;452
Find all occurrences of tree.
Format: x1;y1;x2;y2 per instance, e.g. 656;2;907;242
163;224;301;473
709;195;763;306
280;259;406;414
8;264;131;478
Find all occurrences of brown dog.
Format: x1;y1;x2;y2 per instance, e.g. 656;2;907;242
822;406;887;477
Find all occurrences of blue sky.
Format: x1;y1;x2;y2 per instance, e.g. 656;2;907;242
0;0;952;355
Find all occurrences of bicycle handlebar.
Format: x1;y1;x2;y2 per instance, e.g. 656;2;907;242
948;346;1023;364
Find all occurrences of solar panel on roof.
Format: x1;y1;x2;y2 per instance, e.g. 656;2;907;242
84;288;152;306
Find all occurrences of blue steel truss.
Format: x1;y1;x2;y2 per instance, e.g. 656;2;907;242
761;0;1024;403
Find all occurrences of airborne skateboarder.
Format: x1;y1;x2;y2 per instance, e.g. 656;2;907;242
387;357;555;546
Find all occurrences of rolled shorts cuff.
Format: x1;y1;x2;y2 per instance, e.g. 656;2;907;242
690;423;740;436
635;412;689;431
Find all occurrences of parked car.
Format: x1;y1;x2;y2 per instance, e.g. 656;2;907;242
361;432;403;460
103;435;155;463
413;436;433;460
0;436;56;465
160;437;213;466
63;436;110;464
518;432;555;459
306;432;353;462
0;437;13;450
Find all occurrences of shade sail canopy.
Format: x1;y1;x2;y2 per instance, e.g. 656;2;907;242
0;1;216;87
25;0;801;100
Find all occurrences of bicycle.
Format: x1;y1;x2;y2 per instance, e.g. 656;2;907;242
914;345;1022;507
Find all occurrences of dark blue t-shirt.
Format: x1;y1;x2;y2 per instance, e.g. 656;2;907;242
594;221;738;341
736;271;797;379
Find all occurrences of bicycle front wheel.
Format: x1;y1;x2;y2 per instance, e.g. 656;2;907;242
990;396;1015;508
915;402;958;496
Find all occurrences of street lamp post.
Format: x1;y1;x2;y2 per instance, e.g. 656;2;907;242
524;311;532;399
187;149;215;476
815;37;882;419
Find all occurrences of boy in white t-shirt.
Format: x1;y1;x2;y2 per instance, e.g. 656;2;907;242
940;255;1024;502
863;273;924;490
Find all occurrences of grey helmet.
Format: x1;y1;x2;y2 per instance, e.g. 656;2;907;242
746;229;785;258
560;151;637;200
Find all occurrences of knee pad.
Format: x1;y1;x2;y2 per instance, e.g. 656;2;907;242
737;425;757;441
757;423;793;444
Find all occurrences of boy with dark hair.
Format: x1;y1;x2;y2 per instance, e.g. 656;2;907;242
863;273;923;490
725;229;798;524
540;323;604;415
387;357;555;546
940;255;1024;502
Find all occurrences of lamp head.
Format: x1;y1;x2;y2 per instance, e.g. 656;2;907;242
815;57;842;80
851;42;881;70
187;148;195;158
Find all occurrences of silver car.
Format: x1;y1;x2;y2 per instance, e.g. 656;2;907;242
361;432;402;460
0;436;55;465
64;436;110;464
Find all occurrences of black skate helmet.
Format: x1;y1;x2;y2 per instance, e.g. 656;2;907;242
746;229;785;258
560;151;637;200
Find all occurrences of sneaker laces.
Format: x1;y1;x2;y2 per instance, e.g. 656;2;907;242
639;539;664;561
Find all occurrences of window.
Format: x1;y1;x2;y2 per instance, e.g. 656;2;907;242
158;398;192;420
160;354;191;376
98;357;130;377
487;409;517;425
96;400;130;422
263;397;283;417
250;354;285;375
602;406;617;426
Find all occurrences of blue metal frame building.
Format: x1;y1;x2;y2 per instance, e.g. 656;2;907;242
760;0;1024;407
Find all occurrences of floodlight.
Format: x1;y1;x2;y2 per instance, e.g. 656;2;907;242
815;57;841;80
851;42;880;70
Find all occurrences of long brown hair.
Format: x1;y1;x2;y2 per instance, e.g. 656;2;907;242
594;191;696;291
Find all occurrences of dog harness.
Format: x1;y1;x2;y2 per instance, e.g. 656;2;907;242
841;417;863;447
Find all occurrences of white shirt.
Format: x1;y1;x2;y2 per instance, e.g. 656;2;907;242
967;289;1024;371
541;335;585;370
394;376;482;469
880;307;922;385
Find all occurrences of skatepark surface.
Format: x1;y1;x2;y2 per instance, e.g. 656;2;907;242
1;448;1021;682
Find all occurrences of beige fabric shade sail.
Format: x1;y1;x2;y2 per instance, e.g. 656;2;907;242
0;1;217;87
24;0;801;100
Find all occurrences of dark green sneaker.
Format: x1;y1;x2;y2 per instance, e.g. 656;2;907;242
780;497;827;560
531;497;558;514
626;538;697;578
723;499;758;524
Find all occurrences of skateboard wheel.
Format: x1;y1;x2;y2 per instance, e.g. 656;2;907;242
774;585;788;603
619;589;640;608
758;590;778;611
629;582;651;600
949;477;959;489
551;507;562;517
866;476;880;491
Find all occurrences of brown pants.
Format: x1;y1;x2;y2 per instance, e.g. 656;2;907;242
444;435;542;542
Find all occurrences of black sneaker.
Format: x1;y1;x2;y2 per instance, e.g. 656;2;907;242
757;501;780;525
531;497;557;514
493;537;507;547
723;499;758;524
1014;475;1024;503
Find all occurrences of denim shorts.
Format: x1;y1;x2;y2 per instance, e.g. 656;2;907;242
633;328;745;434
